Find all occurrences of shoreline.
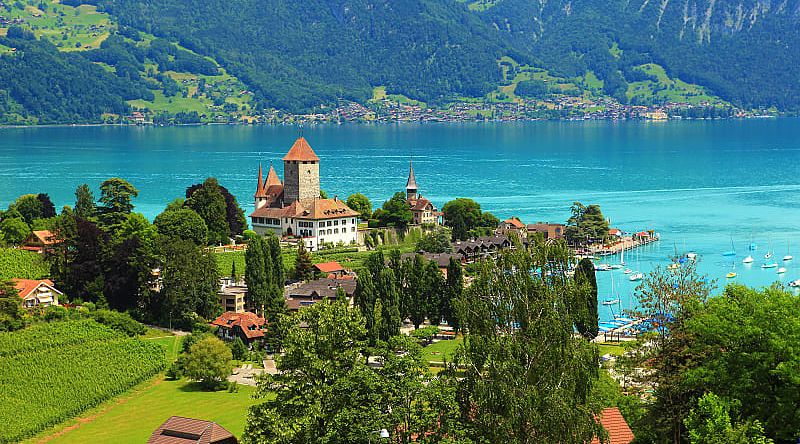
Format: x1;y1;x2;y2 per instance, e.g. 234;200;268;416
0;114;787;130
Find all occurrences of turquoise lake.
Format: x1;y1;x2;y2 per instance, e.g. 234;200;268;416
1;120;799;321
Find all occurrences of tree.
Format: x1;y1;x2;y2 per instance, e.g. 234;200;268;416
104;213;158;311
565;202;609;245
346;193;372;221
99;178;139;228
424;259;445;327
185;177;229;245
160;240;221;328
0;217;29;245
0;280;24;332
354;272;378;345
415;229;452;253
183;336;233;390
74;184;96;220
11;194;43;225
154;207;208;245
294;241;313;282
243;299;387;444
186;180;246;237
263;235;286;324
684;393;773;444
231;336;248;361
36;193;56;218
441;198;497;241
378;192;412;228
574;258;598;339
375;268;401;340
245;236;268;316
442;256;463;332
453;241;602;443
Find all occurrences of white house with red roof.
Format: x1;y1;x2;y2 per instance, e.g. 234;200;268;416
210;311;267;345
12;279;62;308
249;137;360;251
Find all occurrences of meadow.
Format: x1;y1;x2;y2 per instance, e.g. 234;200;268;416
0;320;167;443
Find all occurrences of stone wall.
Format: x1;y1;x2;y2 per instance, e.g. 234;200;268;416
283;160;320;203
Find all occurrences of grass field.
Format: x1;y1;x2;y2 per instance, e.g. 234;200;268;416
422;337;462;363
39;379;257;444
626;63;722;105
0;2;112;51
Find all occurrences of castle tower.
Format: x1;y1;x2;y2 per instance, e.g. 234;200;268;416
254;163;283;209
254;163;268;209
283;137;320;203
406;160;418;200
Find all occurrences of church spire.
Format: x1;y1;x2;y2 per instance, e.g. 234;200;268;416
406;159;418;200
255;163;265;197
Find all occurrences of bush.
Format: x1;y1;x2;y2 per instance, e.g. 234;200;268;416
43;305;68;322
89;309;146;336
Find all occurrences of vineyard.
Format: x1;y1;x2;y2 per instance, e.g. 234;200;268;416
0;320;167;443
0;247;50;281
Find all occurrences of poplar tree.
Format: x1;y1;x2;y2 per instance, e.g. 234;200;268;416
294;241;313;282
376;268;401;340
443;256;463;332
245;236;268;315
574;258;598;339
424;259;445;326
354;272;377;345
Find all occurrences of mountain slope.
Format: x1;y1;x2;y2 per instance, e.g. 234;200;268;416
474;0;800;109
94;0;516;112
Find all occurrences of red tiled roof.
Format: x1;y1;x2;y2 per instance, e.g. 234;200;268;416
282;137;319;162
265;164;282;187
210;311;267;339
504;217;525;229
11;279;60;299
314;261;344;273
408;197;435;212
250;198;358;220
27;230;59;246
609;228;622;236
591;408;634;444
148;416;237;444
255;164;265;197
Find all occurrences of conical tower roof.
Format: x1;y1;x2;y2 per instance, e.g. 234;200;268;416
265;163;282;187
282;137;320;162
255;164;267;197
406;160;419;191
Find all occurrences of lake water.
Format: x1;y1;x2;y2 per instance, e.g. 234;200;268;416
2;120;799;321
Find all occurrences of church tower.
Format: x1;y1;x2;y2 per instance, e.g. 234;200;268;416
283;137;320;203
406;160;418;200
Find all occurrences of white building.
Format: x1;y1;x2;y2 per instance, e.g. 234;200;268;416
249;137;360;251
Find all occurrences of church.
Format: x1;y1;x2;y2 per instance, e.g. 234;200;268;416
405;161;441;226
249;137;360;251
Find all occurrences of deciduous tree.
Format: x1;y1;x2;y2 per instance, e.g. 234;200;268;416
183;336;233;390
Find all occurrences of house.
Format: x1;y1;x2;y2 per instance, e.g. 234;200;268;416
452;235;512;263
148;416;238;444
313;261;346;278
21;230;59;253
404;161;441;226
210;311;267;345
249;137;360;251
608;228;623;238
12;279;61;308
497;217;526;236
130;111;146;124
285;278;356;311
219;284;247;313
526;223;565;240
590;408;634;444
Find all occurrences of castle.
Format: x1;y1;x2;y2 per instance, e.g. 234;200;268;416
405;161;441;226
249;137;359;250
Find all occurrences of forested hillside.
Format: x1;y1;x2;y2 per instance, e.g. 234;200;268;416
94;0;513;112
474;0;800;110
0;0;798;123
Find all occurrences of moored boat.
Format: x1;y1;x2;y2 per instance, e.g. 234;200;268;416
777;267;787;274
762;262;778;269
742;255;754;264
629;272;644;282
726;272;737;279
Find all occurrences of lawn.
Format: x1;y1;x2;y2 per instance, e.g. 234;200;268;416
597;342;627;357
421;337;463;363
39;379;258;444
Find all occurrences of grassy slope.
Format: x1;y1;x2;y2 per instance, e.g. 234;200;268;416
626;63;721;105
40;379;257;444
421;337;462;363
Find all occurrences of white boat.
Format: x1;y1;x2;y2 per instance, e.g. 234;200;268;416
764;252;773;259
762;263;778;269
608;264;623;270
742;255;754;264
686;252;697;261
783;240;792;261
629;272;644;282
595;264;611;271
602;299;620;306
784;255;794;261
789;279;800;288
777;267;787;274
623;268;632;274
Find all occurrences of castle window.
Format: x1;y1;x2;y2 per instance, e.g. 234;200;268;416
334;220;339;226
334;228;338;234
351;227;356;232
327;221;332;227
319;222;324;227
352;219;355;224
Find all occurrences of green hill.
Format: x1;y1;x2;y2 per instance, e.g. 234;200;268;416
1;0;798;123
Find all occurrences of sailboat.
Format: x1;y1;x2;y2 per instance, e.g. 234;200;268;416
783;240;793;261
629;272;644;282
764;239;773;259
742;255;754;264
722;237;736;257
777;267;787;274
762;262;778;269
